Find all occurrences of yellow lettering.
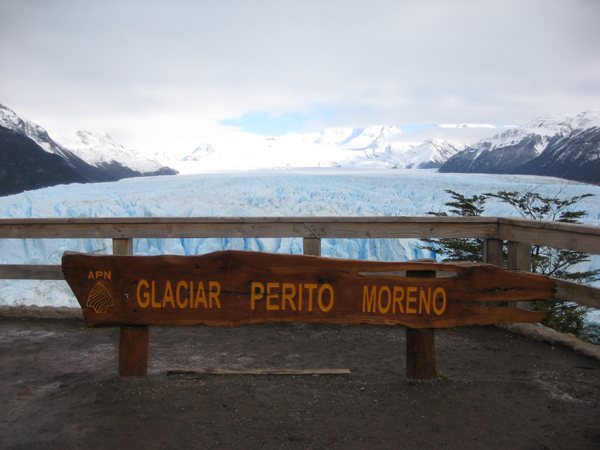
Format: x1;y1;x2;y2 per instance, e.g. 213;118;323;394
137;279;150;308
281;283;297;310
209;281;221;308
304;284;317;311
176;281;189;308
378;285;391;314
406;286;418;313
419;288;431;315
393;287;405;313
162;281;175;307
298;283;303;310
266;283;279;310
150;281;160;308
189;281;194;308
195;282;207;308
89;271;111;280
363;286;377;313
318;284;334;312
433;287;447;315
251;282;264;310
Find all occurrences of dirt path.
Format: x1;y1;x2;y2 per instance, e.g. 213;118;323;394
1;318;599;449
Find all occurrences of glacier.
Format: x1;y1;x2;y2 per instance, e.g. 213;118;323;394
0;169;599;323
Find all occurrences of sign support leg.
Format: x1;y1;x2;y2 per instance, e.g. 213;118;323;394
406;328;437;379
406;269;438;380
119;325;149;378
112;238;149;378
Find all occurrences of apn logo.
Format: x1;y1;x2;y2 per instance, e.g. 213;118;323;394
86;282;114;313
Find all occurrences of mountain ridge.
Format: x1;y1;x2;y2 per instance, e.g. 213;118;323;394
0;126;88;196
0;104;177;195
53;129;177;178
439;110;600;184
4;102;599;187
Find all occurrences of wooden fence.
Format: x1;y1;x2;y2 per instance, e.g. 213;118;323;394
0;216;599;310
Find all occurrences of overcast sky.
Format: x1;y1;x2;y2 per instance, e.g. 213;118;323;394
1;0;599;156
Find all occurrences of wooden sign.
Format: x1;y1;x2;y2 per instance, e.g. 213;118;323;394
62;250;553;329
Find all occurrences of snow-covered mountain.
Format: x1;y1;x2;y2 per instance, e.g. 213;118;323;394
384;139;465;169
1;103;70;156
0;104;114;183
0;104;177;194
53;130;177;178
0;126;88;196
439;110;600;184
166;126;463;173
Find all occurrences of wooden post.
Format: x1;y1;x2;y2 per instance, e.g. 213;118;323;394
113;238;133;256
119;326;149;377
405;269;438;380
507;241;531;271
508;241;532;310
406;328;437;380
113;238;149;378
303;237;321;256
484;238;504;306
483;238;504;266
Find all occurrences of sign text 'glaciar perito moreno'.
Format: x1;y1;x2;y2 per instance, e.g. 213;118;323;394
63;250;553;329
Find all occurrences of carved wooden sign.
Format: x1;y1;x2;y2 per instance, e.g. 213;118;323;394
62;250;554;329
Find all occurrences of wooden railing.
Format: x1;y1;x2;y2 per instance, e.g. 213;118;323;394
0;216;599;309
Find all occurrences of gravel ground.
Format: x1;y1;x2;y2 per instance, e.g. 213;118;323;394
1;318;599;450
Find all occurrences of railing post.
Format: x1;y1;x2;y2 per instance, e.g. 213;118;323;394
507;241;531;271
303;237;321;256
113;238;149;378
113;238;133;256
405;269;438;380
483;238;504;266
508;241;532;310
484;238;504;307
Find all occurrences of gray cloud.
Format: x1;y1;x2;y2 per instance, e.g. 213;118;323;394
1;0;599;154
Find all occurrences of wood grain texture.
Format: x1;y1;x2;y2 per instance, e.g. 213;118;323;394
0;217;598;255
508;241;532;310
406;328;438;379
62;250;553;329
507;241;531;272
303;237;321;256
553;278;600;309
483;239;504;266
118;326;149;378
0;216;498;239
0;264;63;280
167;368;351;375
405;269;438;379
499;219;600;254
113;238;133;256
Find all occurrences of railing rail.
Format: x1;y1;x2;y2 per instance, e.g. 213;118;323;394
0;216;598;250
1;216;599;309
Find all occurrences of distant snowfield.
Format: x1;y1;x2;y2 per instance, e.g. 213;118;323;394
161;126;463;173
1;169;599;321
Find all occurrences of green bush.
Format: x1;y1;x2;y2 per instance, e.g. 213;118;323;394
420;187;599;343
